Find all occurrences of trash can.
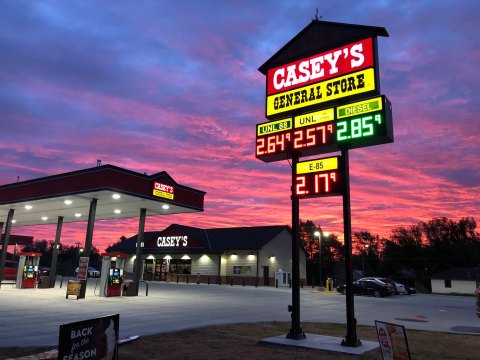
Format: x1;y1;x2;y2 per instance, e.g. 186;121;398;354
37;276;50;288
122;280;137;296
326;278;334;291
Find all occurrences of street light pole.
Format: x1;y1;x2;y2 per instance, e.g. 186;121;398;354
314;230;329;290
314;231;321;288
362;244;369;276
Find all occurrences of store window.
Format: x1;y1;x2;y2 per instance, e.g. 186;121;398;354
444;279;452;288
170;259;191;274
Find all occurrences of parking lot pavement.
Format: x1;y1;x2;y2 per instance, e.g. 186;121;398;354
1;280;479;347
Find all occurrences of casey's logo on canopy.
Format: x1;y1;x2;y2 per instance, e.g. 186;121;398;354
153;182;174;200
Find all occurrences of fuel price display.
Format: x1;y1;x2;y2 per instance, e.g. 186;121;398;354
256;95;393;163
295;156;342;198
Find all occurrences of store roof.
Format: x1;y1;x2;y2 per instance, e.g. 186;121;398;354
0;165;205;227
431;267;480;281
109;224;291;254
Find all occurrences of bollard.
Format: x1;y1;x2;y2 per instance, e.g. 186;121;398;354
218;276;221;285
187;275;189;284
208;276;210;285
275;279;278;288
242;278;245;287
177;275;179;284
230;277;233;286
255;278;258;287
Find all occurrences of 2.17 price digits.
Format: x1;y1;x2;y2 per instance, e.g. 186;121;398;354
295;171;339;197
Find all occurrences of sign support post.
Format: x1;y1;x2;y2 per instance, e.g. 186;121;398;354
341;148;361;347
287;153;306;340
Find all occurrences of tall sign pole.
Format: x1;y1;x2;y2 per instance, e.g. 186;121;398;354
256;20;390;345
287;153;305;340
341;148;361;347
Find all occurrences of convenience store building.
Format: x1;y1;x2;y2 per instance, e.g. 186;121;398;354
109;224;307;286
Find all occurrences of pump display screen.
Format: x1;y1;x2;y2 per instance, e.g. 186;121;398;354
294;156;342;198
256;95;393;162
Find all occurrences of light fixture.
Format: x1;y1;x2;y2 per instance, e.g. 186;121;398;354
11;219;16;224
114;209;121;214
41;216;48;221
112;193;121;200
181;255;191;260
162;204;170;210
74;213;82;218
64;200;72;205
25;205;32;210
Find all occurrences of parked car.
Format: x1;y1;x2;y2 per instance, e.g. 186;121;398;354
358;277;396;295
2;260;18;280
476;283;480;319
394;282;407;295
38;266;50;276
75;267;100;278
337;279;393;298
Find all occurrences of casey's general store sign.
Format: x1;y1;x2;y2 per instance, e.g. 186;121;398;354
153;181;174;200
265;37;377;118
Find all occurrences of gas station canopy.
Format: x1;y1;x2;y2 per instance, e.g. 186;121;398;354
0;164;205;227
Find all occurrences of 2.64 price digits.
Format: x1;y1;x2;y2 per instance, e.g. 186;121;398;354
295;171;339;197
256;132;291;155
337;114;382;141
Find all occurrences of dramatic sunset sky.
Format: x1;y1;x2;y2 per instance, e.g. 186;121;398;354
1;1;478;251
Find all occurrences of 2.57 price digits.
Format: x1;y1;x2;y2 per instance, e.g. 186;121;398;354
337;114;382;141
295;171;340;197
256;132;291;155
293;123;334;149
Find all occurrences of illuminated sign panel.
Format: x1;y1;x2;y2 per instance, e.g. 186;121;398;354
255;118;293;162
267;38;374;95
267;68;376;117
153;182;174;200
295;156;342;198
256;95;393;162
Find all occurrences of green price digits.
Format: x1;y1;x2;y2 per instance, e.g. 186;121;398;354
337;113;382;141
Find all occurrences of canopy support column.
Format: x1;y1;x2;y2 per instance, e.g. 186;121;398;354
79;199;97;299
0;210;15;288
49;216;63;287
134;208;146;295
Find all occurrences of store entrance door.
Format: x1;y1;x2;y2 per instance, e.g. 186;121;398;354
263;266;270;286
154;260;166;281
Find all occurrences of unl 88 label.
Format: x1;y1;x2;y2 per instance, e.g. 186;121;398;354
337;113;382;141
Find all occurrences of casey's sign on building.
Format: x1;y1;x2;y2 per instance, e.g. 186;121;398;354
265;37;377;118
153;181;174;200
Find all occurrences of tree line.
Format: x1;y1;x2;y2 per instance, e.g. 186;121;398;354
301;216;480;286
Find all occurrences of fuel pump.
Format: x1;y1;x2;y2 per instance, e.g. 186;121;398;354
16;252;41;289
98;253;127;297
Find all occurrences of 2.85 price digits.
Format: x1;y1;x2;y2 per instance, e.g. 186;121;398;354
337;114;382;141
256;132;291;155
295;171;340;197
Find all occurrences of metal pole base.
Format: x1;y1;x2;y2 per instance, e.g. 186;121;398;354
286;329;306;340
341;338;362;347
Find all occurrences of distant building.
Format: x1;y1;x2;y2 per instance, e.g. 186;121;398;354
108;224;307;286
431;267;480;295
